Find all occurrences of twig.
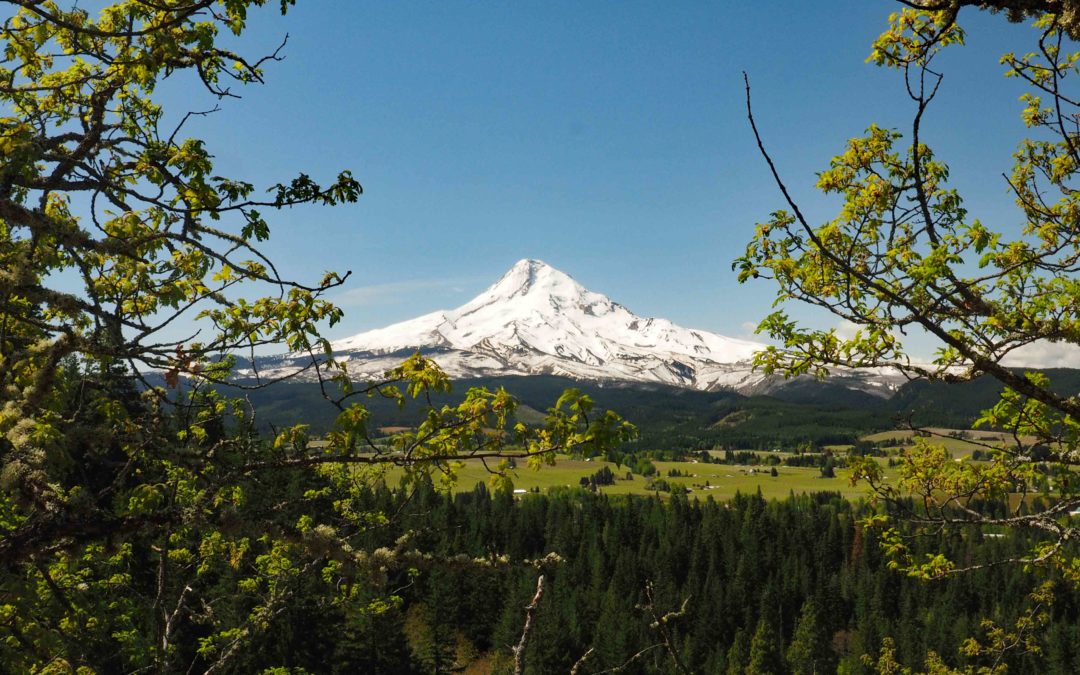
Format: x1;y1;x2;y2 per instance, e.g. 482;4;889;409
641;581;693;675
570;647;595;675
512;574;545;675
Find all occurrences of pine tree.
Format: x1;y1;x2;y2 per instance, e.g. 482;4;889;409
408;569;462;675
786;598;833;675
747;617;785;675
726;628;750;675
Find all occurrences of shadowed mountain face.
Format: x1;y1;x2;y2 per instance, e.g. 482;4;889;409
247;259;906;396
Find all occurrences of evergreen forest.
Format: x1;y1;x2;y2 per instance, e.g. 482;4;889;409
214;482;1080;674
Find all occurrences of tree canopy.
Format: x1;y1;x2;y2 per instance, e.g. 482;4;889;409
0;1;632;671
739;4;1080;581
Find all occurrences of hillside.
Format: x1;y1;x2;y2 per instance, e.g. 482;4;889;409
234;367;1080;452
238;374;889;451
887;368;1080;427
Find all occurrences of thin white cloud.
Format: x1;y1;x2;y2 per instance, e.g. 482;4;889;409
833;319;905;343
333;278;471;308
828;318;1080;370
834;319;861;341
1001;341;1080;369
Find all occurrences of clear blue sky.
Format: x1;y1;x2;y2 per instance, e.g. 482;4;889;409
158;1;1037;353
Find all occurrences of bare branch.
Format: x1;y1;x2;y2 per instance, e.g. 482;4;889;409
512;574;545;675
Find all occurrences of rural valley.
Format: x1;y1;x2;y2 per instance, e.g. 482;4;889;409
4;1;1080;674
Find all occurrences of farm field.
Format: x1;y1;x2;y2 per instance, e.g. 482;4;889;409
823;427;1022;459
378;426;1030;501
384;456;874;501
861;428;1018;457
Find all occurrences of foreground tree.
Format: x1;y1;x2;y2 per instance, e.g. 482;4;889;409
738;4;1080;582
0;1;632;671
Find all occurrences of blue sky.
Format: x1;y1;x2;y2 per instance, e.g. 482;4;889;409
157;1;1041;355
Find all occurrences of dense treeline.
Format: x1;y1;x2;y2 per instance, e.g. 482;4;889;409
237;369;1080;456
230;483;1080;674
237;375;888;453
887;369;1080;428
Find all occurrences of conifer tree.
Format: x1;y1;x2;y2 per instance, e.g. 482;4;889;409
727;628;751;675
786;598;834;675
747;616;785;675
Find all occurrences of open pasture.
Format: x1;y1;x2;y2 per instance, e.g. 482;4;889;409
384;456;874;501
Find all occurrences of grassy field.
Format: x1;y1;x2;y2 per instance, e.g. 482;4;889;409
648;461;870;500
860;427;1024;458
377;427;1027;501
386;456;874;501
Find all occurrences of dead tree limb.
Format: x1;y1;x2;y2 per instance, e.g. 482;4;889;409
512;574;545;675
640;581;693;675
570;647;595;675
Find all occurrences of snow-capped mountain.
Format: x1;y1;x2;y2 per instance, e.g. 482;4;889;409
250;259;905;395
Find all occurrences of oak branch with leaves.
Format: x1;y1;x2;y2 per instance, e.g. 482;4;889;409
739;6;1080;582
0;1;633;671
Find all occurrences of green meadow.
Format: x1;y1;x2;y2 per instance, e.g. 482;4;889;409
381;426;1032;501
387;456;874;501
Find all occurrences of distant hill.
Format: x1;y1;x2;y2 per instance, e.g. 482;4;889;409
887;368;1080;428
227;365;1080;453
236;374;890;452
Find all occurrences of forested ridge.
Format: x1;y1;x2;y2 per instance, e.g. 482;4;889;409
220;483;1080;674
234;369;1080;452
229;376;886;454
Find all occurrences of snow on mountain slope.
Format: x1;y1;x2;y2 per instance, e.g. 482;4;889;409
250;259;904;395
323;259;765;389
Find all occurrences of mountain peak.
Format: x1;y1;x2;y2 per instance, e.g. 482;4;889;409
322;258;770;391
511;257;549;272
484;259;586;302
260;261;906;397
